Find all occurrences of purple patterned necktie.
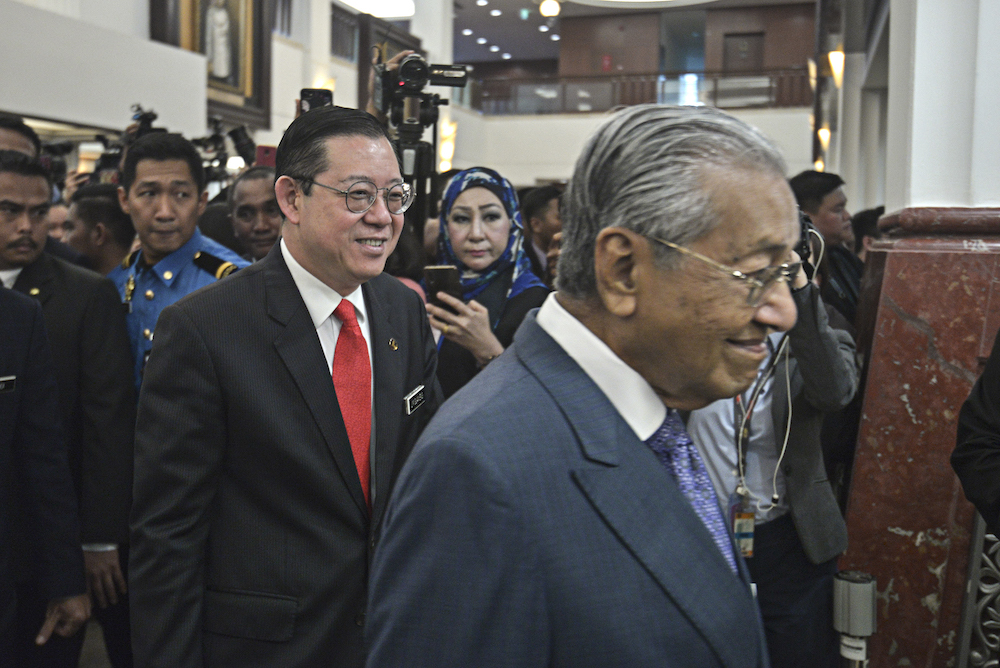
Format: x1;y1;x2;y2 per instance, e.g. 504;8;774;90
646;410;738;573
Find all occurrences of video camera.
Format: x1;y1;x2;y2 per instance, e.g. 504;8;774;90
373;53;468;227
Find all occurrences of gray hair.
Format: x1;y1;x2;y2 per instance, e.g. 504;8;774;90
555;104;787;299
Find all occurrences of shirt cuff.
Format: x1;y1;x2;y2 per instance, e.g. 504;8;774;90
81;543;118;552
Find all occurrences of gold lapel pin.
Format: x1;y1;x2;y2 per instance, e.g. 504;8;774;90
388;338;398;350
29;287;40;296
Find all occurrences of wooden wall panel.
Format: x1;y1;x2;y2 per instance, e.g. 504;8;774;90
704;3;814;71
558;14;660;77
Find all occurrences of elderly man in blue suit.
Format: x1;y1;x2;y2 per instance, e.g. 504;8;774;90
366;104;804;667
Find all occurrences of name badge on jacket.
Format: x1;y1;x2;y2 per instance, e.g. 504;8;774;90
404;385;425;415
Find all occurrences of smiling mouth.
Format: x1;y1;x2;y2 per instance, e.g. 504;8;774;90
728;338;769;356
358;239;387;248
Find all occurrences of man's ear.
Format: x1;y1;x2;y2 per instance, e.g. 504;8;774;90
117;186;130;216
593;227;642;318
91;222;109;247
863;235;875;253
528;216;543;237
196;190;209;218
275;176;303;226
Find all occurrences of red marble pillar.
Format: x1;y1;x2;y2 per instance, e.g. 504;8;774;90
842;208;1000;666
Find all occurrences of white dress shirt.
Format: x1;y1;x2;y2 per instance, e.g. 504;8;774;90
536;293;665;442
0;268;23;289
281;239;374;382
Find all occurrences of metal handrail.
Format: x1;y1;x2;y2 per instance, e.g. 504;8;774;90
453;68;812;115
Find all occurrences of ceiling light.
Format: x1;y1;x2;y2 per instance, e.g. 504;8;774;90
477;37;487;44
476;0;487;5
538;24;549;32
489;45;500;52
519;8;529;19
550;33;560;41
490;8;501;15
539;0;560;17
502;53;512;59
462;28;473;35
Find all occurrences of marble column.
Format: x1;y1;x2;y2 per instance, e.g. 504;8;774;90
842;208;1000;666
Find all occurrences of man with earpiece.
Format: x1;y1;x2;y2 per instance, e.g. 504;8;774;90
687;246;859;668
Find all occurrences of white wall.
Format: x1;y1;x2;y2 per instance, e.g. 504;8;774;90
451;105;813;187
0;0;206;136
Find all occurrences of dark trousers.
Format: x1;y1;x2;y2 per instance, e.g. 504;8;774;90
745;513;839;668
91;545;133;668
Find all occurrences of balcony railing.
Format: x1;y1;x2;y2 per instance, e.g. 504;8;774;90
452;68;812;115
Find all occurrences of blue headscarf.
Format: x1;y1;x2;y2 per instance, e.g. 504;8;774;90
436;167;545;303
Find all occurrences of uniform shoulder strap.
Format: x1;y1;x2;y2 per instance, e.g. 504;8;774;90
193;250;239;279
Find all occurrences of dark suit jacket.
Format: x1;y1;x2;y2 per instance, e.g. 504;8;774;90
0;289;85;648
129;246;441;668
953;328;1000;535
13;252;135;546
367;313;768;668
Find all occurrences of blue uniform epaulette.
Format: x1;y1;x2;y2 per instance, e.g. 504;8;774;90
192;250;240;280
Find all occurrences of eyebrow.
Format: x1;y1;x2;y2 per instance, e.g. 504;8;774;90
135;179;196;189
0;199;50;211
340;175;404;186
451;203;503;212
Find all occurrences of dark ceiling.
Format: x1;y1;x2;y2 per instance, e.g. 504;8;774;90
452;0;813;65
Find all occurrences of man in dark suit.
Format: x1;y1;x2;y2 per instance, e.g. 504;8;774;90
0;150;134;666
129;107;441;667
0;288;90;667
367;105;803;667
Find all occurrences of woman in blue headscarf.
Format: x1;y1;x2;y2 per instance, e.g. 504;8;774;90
426;167;550;398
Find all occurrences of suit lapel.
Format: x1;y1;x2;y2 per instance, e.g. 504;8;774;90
263;248;369;519
12;255;55;306
514;316;763;667
364;276;404;527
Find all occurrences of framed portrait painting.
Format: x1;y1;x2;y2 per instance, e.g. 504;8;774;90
150;0;272;127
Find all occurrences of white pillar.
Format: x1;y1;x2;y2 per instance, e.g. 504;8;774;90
884;0;989;210
409;0;452;67
836;52;865;206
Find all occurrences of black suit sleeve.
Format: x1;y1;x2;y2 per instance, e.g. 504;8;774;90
78;278;135;545
16;300;86;600
130;305;226;668
953;329;1000;534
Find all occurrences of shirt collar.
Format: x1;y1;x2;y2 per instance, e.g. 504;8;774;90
536;293;666;441
280;238;366;329
0;267;23;289
141;228;203;285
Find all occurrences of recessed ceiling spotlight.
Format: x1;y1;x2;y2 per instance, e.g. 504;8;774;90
538;24;549;32
476;0;487;5
550;33;560;40
502;53;512;59
489;45;500;52
477;37;487;44
490;8;501;15
462;28;473;35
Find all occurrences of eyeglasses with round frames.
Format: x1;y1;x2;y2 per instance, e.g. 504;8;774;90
647;236;802;307
298;178;413;215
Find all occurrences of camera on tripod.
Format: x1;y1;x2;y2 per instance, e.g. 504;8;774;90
373;53;468;228
374;54;467;132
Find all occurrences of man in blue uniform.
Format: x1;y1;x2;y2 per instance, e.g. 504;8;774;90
110;133;249;390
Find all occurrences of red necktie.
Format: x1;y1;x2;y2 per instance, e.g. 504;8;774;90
332;300;371;507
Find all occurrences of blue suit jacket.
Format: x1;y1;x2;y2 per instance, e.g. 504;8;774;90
367;312;769;668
